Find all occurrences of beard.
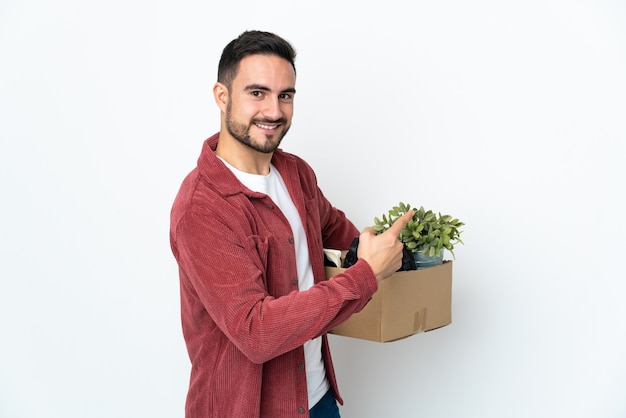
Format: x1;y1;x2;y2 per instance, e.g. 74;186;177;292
225;103;290;154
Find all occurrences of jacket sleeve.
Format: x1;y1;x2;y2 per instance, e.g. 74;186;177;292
171;207;378;365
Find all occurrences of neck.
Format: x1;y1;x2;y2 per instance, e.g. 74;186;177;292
215;132;273;175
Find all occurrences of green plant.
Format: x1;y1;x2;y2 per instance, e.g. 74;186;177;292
373;202;465;258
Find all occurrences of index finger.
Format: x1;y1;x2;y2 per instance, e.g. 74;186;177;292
387;209;414;237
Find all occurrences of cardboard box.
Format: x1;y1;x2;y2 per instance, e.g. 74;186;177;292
326;261;453;342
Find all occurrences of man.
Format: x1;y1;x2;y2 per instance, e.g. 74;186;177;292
169;30;412;418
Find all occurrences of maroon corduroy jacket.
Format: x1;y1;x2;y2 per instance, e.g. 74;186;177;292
169;133;378;417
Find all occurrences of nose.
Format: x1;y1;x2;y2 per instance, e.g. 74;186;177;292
261;96;283;121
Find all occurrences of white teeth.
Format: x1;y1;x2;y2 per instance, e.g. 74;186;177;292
256;123;277;130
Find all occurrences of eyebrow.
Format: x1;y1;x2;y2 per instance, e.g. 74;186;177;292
244;84;296;94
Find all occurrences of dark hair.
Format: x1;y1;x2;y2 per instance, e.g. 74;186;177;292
217;30;297;88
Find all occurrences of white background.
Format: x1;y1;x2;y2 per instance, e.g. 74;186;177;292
1;1;625;417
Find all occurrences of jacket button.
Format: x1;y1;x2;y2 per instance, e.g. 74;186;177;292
298;363;304;371
292;279;298;286
267;204;274;209
298;407;305;414
288;237;294;244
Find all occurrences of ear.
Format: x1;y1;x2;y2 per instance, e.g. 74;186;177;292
213;82;229;113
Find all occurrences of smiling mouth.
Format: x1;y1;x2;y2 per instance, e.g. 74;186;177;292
254;122;280;131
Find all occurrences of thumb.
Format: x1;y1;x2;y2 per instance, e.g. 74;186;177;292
361;226;376;236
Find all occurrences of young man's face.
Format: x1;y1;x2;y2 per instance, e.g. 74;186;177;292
224;54;296;154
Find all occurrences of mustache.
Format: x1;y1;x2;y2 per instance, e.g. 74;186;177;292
254;117;287;125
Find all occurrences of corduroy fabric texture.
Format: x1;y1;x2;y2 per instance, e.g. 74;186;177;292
170;133;378;417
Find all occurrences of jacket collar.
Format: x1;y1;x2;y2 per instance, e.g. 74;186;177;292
197;132;297;198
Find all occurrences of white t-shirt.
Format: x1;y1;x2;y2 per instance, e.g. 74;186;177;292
219;159;329;407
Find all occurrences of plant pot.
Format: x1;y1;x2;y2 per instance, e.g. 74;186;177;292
412;249;444;269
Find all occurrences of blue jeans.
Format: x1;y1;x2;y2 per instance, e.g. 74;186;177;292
309;390;340;418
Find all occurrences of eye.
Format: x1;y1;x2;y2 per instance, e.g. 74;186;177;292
279;93;293;102
251;90;264;98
